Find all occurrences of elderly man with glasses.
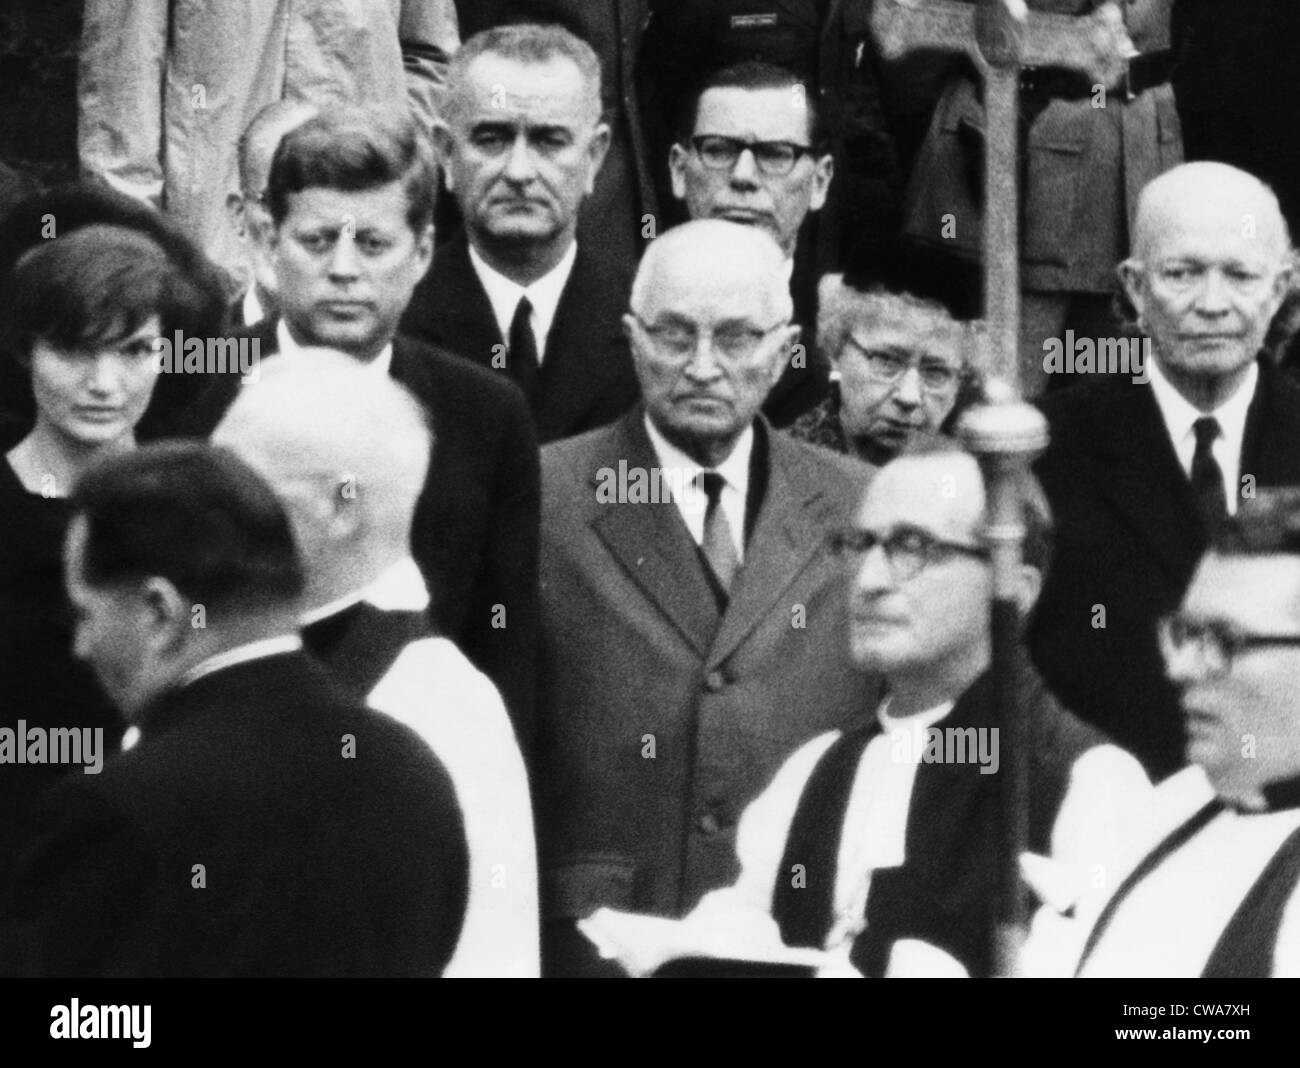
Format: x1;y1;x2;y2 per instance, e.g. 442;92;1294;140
534;219;875;976
1023;489;1300;978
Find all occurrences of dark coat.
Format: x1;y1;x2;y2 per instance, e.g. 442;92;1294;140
1028;360;1300;780
153;322;542;752
400;230;641;443
535;410;876;972
2;651;468;976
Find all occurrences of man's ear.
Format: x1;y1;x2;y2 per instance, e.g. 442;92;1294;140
141;577;194;655
413;221;435;272
432;123;456;192
227;193;248;238
1118;258;1146;324
808;153;835;214
584;122;613;193
668;143;690;201
1013;563;1043;618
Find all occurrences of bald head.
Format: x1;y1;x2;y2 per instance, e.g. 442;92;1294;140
212;351;431;586
1121;162;1295;410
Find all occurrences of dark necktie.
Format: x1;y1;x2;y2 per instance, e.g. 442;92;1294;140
508;295;540;402
1190;416;1228;532
699;472;740;592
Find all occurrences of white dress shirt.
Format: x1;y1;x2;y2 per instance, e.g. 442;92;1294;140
643;414;753;561
307;557;540;978
276;319;393;377
1147;357;1257;516
174;634;304;690
468;240;578;366
241;286;266;328
691;696;1152;974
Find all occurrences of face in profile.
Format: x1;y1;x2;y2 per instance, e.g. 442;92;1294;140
833;293;965;464
1166;552;1300;807
64;515;162;720
440;53;609;252
845;455;991;679
669;86;833;258
272;182;432;360
29;316;161;449
625;240;795;462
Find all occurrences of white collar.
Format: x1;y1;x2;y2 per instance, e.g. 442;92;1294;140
300;556;429;626
642;413;754;502
175;634;303;690
242;286;266;328
468;240;578;361
1147;355;1257;456
876;696;955;734
275;319;394;377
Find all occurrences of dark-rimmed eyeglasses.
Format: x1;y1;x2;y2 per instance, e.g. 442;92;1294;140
690;135;819;178
844;339;962;393
1158;614;1300;680
826;525;989;581
632;314;787;362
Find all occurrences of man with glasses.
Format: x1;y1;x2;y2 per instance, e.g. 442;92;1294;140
535;219;874;975
618;437;1147;978
1029;161;1300;782
1031;490;1300;977
668;62;837;427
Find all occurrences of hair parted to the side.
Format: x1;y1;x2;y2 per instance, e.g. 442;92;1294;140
265;105;438;232
446;22;604;123
677;60;828;149
70;441;305;613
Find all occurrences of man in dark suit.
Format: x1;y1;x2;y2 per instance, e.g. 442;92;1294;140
168;106;542;750
401;23;640;443
2;443;468;976
1030;161;1300;781
535;220;874;975
667;62;837;426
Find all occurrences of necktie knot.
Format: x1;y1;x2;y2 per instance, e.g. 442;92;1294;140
1193;416;1221;449
698;471;726;505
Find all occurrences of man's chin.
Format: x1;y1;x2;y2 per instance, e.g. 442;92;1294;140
303;320;386;359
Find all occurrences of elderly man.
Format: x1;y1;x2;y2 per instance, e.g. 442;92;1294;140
594;440;1148;978
224;100;319;326
668;62;837;427
169;105;541;750
1028;490;1300;977
535;219;873;976
2;443;468;976
401;23;640;442
213;352;538;977
791;240;981;469
1030;161;1300;780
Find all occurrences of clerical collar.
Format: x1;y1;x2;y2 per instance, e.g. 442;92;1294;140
300;556;429;626
275;320;393;377
875;695;954;733
468;239;578;363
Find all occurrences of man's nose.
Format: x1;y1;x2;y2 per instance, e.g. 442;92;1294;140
504;132;537;183
328;233;361;278
1193;269;1233;315
729;147;761;187
853;542;894;594
891;365;923;408
683;335;725;381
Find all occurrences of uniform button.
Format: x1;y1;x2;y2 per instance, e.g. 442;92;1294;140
697;811;722;835
704;670;726;692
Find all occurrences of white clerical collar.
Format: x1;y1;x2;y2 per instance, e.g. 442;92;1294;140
300;556;430;626
468;240;578;364
1147;354;1256;459
242;286;266;328
642;413;754;503
876;695;955;734
175;634;303;690
275;319;393;377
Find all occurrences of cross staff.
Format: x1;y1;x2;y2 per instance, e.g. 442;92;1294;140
872;0;1123;976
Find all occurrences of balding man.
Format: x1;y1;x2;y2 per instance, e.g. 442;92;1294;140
225;100;318;326
535;219;874;975
1030;161;1300;780
212;352;538;976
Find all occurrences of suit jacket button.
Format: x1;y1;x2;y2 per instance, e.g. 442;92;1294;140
697;811;722;835
704;670;726;692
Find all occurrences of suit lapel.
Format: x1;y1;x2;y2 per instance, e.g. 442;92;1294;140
589;413;722;657
430;233;503;368
707;429;837;668
1244;360;1300;485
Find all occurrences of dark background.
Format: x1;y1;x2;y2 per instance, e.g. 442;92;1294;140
0;1;81;186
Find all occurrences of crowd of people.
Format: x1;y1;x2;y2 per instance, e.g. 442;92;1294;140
1;3;1299;979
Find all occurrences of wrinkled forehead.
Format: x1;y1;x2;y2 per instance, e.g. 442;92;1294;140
856;454;984;538
456;53;597;124
845;294;966;362
1183;553;1300;632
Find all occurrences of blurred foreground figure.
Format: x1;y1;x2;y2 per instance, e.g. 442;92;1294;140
2;444;467;976
1026;490;1300;978
214;352;538;977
